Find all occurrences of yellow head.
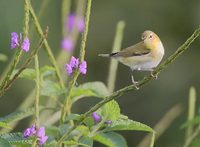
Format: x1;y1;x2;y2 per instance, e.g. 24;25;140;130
141;30;161;50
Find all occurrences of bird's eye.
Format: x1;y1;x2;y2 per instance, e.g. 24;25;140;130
149;34;153;39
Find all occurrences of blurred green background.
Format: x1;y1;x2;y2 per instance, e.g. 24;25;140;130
0;0;200;146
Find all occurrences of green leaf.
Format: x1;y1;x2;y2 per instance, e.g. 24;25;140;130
191;138;200;147
16;66;56;81
181;116;200;129
0;107;44;123
45;126;60;140
79;136;93;147
0;53;7;62
103;118;154;133
0;122;11;129
58;124;71;136
83;116;95;128
45;140;57;147
40;65;55;78
94;132;127;147
76;125;90;136
0;138;11;147
63;140;89;147
65;114;81;122
19;68;36;80
101;100;120;121
71;81;110;102
41;80;65;97
0;132;32;145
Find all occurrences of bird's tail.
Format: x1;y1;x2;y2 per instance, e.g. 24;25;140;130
98;54;110;57
98;52;118;57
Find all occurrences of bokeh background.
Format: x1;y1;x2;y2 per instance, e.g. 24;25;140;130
0;0;200;146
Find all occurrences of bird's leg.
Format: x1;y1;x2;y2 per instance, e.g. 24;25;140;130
150;69;158;80
129;69;139;90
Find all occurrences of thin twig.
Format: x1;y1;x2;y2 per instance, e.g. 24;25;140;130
185;87;196;140
34;54;40;129
57;26;200;144
183;87;197;147
29;3;65;90
0;0;30;96
183;125;200;147
60;0;93;124
1;28;47;94
107;21;125;92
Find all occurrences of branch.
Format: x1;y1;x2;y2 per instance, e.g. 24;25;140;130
60;0;93;123
34;54;40;129
29;3;65;90
107;21;125;92
0;28;47;96
183;124;200;147
0;0;30;95
57;26;200;144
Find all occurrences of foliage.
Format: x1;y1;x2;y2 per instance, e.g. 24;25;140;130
0;0;199;147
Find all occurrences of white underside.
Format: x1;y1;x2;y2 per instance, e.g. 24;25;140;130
117;55;161;71
116;43;164;71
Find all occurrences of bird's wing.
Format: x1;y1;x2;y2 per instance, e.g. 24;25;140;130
110;42;150;57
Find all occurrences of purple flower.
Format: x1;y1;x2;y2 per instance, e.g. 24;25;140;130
79;61;87;74
65;57;87;76
21;37;30;52
70;56;79;68
11;32;19;49
10;32;30;52
39;135;48;146
23;125;36;138
77;16;85;32
66;14;76;32
23;125;48;146
65;13;85;33
61;38;74;51
92;112;102;123
37;127;48;146
37;127;45;138
65;64;73;75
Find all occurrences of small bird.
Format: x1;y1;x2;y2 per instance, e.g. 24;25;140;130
99;30;164;89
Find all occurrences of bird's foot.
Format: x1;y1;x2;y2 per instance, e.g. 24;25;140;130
130;72;139;90
132;81;139;90
151;72;158;80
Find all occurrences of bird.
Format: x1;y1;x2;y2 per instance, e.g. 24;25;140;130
99;30;164;89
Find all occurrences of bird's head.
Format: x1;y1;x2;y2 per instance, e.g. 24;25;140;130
141;30;161;50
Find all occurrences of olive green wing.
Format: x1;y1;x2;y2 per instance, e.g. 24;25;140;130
110;42;150;57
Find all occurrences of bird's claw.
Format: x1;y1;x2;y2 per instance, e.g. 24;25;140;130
131;75;139;90
132;81;139;90
151;72;158;80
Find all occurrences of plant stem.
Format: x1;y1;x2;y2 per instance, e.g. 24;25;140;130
34;55;40;129
0;0;50;133
29;3;65;91
60;0;93;124
184;87;196;145
0;34;46;96
149;132;155;147
0;0;30;97
107;21;125;92
79;0;91;63
57;26;200;144
183;125;200;147
57;0;85;78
